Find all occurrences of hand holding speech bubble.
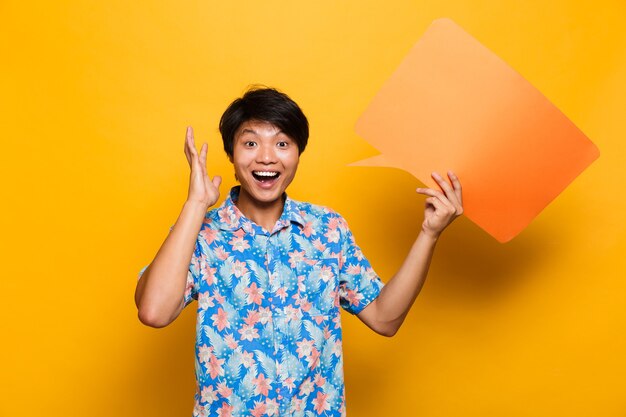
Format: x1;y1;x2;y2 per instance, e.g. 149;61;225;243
354;18;599;243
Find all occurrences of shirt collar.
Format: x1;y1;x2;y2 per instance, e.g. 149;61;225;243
214;186;306;232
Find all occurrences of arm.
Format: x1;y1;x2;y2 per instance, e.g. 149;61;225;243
357;171;463;337
134;127;221;328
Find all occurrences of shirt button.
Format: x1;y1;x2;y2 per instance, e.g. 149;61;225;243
279;344;285;350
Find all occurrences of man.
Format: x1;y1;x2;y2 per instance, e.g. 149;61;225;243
135;87;463;417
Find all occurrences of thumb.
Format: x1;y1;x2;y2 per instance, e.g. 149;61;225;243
212;175;222;188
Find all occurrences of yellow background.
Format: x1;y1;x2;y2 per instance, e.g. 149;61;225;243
1;1;625;416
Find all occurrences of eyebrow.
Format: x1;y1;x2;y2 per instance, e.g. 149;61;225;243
239;128;285;136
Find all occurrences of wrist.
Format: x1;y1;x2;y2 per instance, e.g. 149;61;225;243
419;227;441;243
184;199;211;213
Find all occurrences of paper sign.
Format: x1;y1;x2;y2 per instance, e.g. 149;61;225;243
354;18;599;243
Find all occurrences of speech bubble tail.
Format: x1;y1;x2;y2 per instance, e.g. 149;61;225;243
348;154;392;167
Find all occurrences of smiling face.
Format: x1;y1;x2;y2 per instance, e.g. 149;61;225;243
231;119;300;211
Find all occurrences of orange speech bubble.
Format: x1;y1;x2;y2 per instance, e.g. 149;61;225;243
354;18;599;243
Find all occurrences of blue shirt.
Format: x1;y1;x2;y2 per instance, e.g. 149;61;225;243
140;186;384;417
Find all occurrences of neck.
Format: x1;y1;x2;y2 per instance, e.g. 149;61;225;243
235;187;285;232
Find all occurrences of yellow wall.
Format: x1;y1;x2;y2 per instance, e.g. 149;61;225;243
2;1;625;416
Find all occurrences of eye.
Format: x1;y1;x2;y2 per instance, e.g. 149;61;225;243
277;141;289;148
244;140;257;147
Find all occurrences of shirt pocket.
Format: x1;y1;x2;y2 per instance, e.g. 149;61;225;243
295;257;339;317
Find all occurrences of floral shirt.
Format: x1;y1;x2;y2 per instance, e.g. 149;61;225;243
139;186;384;417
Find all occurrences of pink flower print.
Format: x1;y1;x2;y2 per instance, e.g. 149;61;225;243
251;400;267;417
319;265;334;282
307;347;321;369
243;282;264;305
354;246;365;261
314;373;326;387
265;398;279;416
229;233;250;252
290;398;303;413
198;291;214;310
217;402;233;417
232;260;249;278
211;308;230;331
193;402;209;417
311;315;325;325
342;287;363;307
323;325;331;339
214;246;229;261
258;307;272;325
224;333;238;349
324;228;340;243
252;373;270;396
217;382;232;398
302;221;314;237
191;254;201;270
299;378;314;396
292;293;305;308
331;289;340;308
332;315;341;330
313;392;330;415
364;266;377;280
327;217;340;230
283;305;302;322
332;340;342;358
208;354;225;379
283;377;295;392
238;324;260;341
275;287;287;302
241;351;255;368
345;264;361;275
200;227;218;245
198;344;213;364
300;300;312;313
203;266;217;285
296;339;315;359
219;207;238;227
184;279;195;301
200;385;218;404
297;275;306;292
244;309;260;326
288;250;306;268
312;238;326;252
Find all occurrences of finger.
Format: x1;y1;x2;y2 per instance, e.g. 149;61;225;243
187;126;198;157
447;171;463;206
199;143;208;174
212;175;222;188
184;127;192;166
425;196;445;211
431;171;461;208
416;186;455;210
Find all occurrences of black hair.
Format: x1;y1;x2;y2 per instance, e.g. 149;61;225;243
219;86;309;157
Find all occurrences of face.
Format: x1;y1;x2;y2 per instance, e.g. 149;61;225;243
231;119;300;208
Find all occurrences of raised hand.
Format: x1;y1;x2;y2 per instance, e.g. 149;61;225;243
184;126;222;209
415;171;463;238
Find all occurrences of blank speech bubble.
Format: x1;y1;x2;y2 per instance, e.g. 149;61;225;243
353;18;599;243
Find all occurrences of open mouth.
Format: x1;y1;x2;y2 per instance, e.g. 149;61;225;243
252;170;280;183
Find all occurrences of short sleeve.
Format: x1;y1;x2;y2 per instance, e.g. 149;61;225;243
137;224;202;309
336;215;385;315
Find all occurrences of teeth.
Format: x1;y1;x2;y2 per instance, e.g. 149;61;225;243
254;171;279;177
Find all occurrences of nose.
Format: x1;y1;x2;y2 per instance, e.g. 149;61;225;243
256;143;277;164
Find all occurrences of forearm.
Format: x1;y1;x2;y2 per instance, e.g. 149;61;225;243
366;230;439;335
135;200;208;327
